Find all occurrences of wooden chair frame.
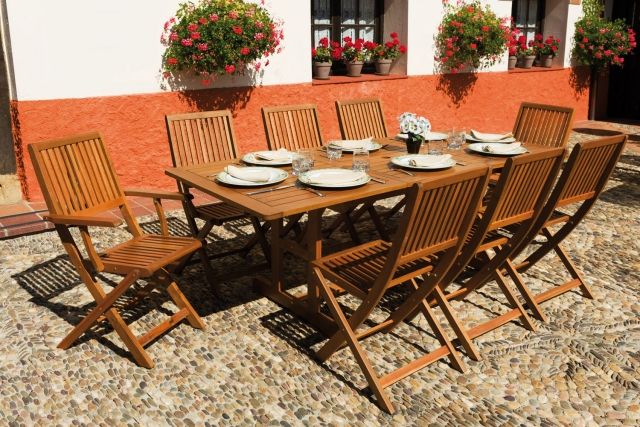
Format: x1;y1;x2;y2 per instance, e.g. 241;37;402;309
435;148;566;360
311;166;490;413
512;102;574;148
505;135;627;319
29;132;206;368
166;110;271;277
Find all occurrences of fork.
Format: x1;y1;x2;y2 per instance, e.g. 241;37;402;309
298;184;325;197
390;166;415;176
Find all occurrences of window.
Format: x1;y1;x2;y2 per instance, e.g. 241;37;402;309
511;0;545;42
311;0;383;47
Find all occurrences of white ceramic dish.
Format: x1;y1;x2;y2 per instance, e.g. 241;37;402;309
298;168;370;188
466;135;517;143
242;150;293;166
390;154;455;170
328;142;383;153
467;143;527;156
216;167;288;186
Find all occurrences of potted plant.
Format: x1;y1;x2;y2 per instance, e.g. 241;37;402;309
312;37;333;79
506;27;521;69
533;34;561;67
435;1;510;74
517;36;537;69
398;113;431;154
372;32;407;75
341;36;371;77
161;0;283;85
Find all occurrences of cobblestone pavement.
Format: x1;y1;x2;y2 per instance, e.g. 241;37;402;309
0;128;638;426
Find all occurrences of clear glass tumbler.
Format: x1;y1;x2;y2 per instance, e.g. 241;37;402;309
447;128;464;150
351;148;370;173
326;143;343;161
428;139;446;155
292;149;314;176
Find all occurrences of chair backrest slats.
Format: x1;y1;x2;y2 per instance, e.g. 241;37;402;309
262;104;323;150
336;98;388;140
166;110;238;167
29;132;124;216
512;102;574;148
392;167;489;265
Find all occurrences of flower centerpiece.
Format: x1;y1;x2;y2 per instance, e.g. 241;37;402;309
506;27;522;69
161;0;284;85
435;1;510;74
312;37;333;79
372;32;407;75
341;36;373;77
516;36;537;68
532;34;561;67
398;113;431;154
572;19;636;69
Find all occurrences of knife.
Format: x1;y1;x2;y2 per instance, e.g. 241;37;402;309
245;184;294;195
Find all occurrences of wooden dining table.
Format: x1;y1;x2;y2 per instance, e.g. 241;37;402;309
166;138;554;334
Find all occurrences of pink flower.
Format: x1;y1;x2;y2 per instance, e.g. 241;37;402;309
228;11;239;19
469;43;477;50
198;17;207;25
240;47;251;55
255;32;265;41
187;23;198;32
181;38;193;46
225;64;236;74
191;32;201;40
256;21;264;29
481;25;489;32
446;50;453;57
232;26;243;35
594;51;603;59
169;32;179;42
582;37;589;43
254;62;262;71
197;43;208;51
209;13;219;22
604;49;612;56
167;57;178;65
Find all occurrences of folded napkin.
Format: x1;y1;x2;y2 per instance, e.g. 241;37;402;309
481;142;522;154
329;137;373;150
408;154;452;167
224;165;272;183
471;129;514;141
254;148;292;162
305;169;366;185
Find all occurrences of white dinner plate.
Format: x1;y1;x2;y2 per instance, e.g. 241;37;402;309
328;142;383;153
216;167;288;187
298;168;370;188
467;143;527;156
466;135;517;143
396;132;448;141
242;150;293;166
391;154;455;170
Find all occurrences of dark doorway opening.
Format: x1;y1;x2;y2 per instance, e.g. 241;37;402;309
0;1;16;175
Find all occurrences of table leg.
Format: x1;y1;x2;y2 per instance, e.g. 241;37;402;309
305;209;324;314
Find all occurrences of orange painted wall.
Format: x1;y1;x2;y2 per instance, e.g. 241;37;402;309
13;68;589;201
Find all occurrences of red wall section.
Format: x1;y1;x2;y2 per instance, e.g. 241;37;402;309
13;68;589;200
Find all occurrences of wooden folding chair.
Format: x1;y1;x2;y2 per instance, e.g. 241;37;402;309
436;148;565;360
166;110;271;273
336;98;389;140
311;166;490;413
28;132;206;368
261;104;325;151
513;102;574;148
505;135;627;319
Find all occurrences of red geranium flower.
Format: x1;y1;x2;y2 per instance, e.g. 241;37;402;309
225;64;236;74
232;26;243;34
240;47;250;55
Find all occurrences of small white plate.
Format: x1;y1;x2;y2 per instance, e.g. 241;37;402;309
242;150;293;166
216;167;288;187
328;142;383;153
298;168;370;188
467;143;527;156
466;135;517;143
391;155;455;170
396;132;448;141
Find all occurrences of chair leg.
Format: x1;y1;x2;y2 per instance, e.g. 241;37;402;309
104;308;155;368
161;271;205;330
433;286;482;361
503;259;548;322
494;269;537;332
543;229;594;299
313;267;394;413
384;197;406;219
174;220;214;275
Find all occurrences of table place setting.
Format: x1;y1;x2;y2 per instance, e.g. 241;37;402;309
467;141;527;156
466;129;516;143
327;137;383;152
297;168;370;188
390;154;455;170
216;164;289;186
242;148;294;166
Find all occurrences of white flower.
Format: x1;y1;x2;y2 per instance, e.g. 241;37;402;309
398;112;431;138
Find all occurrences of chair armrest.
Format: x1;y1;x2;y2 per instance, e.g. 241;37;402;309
45;214;122;227
124;188;186;201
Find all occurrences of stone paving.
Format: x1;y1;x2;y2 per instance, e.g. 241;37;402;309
0;127;639;426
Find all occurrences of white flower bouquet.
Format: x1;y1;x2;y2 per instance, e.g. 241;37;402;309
398;112;431;141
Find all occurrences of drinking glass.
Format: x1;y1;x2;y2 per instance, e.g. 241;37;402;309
447;128;465;150
428;138;446;155
326;143;343;161
292;149;314;176
351;148;370;173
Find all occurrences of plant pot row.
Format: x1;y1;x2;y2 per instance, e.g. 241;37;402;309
313;59;393;80
508;54;554;70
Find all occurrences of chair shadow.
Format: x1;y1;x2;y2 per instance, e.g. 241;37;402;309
599;155;640;207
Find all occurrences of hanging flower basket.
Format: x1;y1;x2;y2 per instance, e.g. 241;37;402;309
161;0;284;85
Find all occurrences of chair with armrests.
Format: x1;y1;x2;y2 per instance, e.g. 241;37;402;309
435;148;566;361
28;132;206;368
311;165;490;413
504;134;627;319
166;110;271;273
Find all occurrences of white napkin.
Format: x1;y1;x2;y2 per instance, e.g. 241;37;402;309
224;165;272;183
254;148;292;162
306;169;366;185
329;137;373;150
471;129;514;141
481;142;522;154
407;154;452;167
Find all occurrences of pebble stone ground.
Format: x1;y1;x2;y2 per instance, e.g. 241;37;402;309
0;126;638;426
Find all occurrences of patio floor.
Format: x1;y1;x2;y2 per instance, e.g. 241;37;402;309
0;124;638;425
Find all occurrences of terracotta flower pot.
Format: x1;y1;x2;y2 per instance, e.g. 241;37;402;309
405;135;422;154
313;61;331;80
520;55;536;69
541;55;554;68
508;56;517;70
375;59;392;75
346;61;364;77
